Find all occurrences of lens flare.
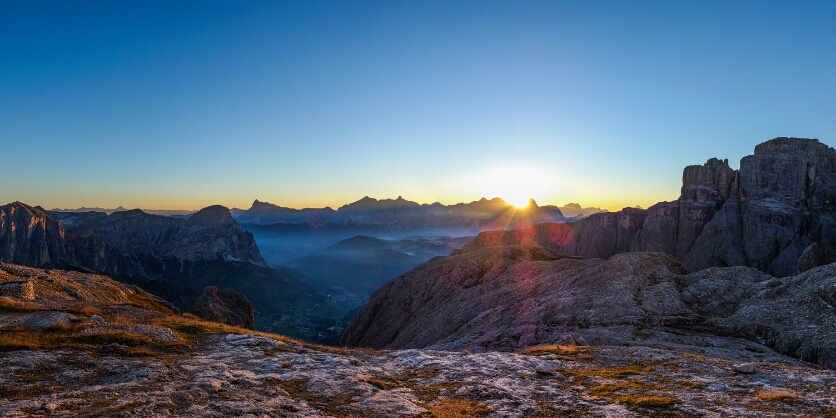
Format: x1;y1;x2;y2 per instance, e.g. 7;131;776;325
479;167;548;208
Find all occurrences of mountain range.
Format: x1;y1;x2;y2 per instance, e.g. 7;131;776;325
237;195;567;232
0;202;347;341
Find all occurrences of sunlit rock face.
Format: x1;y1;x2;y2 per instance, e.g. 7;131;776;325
0;202;67;268
343;246;836;369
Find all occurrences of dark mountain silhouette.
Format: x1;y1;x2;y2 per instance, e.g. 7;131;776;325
237;196;566;232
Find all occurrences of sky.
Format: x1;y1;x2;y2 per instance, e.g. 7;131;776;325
2;1;836;211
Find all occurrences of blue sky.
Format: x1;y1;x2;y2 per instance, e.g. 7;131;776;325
2;1;836;210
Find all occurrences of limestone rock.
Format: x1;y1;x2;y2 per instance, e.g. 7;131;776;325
0;202;67;268
190;286;254;329
343;247;836;369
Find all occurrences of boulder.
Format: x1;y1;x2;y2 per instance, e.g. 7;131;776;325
190;286;254;329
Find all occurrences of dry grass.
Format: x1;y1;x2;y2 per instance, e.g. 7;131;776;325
755;389;802;404
421;399;492;418
126;292;176;314
151;313;385;356
589;381;679;410
364;377;389;390
0;296;42;312
397;367;456;402
519;344;596;360
626;396;680;408
66;305;103;317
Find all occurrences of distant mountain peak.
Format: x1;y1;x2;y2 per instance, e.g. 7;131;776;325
185;205;232;226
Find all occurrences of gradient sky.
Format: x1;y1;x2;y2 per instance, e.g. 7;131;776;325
3;1;836;211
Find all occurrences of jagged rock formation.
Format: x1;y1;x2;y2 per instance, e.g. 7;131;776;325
237;196;566;233
462;138;836;277
343;246;836;369
190;286;254;329
633;157;736;259
0;202;68;268
2;264;836;417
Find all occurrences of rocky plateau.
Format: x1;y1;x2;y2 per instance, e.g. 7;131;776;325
2;264;835;417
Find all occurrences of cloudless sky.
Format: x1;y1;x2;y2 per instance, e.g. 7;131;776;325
2;1;836;211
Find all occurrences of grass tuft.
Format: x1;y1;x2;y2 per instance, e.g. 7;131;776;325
755;389;802;404
422;399;492;418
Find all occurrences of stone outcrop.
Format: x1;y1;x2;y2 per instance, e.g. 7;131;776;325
343;246;836;369
190;286;254;329
0;262;176;313
795;242;836;273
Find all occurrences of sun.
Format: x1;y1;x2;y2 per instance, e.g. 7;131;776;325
479;167;548;209
510;198;531;209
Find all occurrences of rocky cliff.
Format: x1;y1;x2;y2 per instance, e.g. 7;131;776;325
462;137;836;277
342;246;836;369
73;205;265;266
684;137;836;276
0;202;68;268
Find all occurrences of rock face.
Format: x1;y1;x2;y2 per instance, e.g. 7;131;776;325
0;202;68;268
82;206;265;266
190;286;254;329
633;158;735;259
685;137;836;276
462;138;836;277
343;246;836;369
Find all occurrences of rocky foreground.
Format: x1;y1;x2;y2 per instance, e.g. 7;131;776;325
1;264;836;417
5;333;836;417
